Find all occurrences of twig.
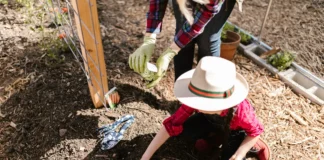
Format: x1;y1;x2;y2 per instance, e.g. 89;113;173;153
318;119;324;125
289;137;313;145
310;127;324;132
319;143;324;155
318;143;324;160
240;64;252;71
105;112;120;118
317;150;322;160
119;97;135;103
282;96;308;126
0;111;5;118
264;76;273;91
185;152;198;160
260;47;281;59
125;106;150;114
0;154;8;158
68;126;77;132
95;154;108;158
286;109;308;126
301;114;313;125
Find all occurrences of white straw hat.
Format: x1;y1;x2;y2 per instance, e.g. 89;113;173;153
174;56;249;112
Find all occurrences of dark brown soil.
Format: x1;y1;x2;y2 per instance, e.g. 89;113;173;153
0;0;323;159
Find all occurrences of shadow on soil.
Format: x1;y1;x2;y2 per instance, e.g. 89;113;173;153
0;49;181;159
84;133;205;160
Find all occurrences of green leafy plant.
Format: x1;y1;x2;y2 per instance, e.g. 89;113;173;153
268;51;296;71
43;32;74;58
239;31;252;45
44;0;68;26
221;22;235;40
21;0;73;64
12;0;74;66
0;0;8;5
16;0;33;7
221;22;253;45
43;35;77;66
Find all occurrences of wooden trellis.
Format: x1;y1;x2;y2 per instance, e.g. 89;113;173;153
70;0;108;108
47;0;110;108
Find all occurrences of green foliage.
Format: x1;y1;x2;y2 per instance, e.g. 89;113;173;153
54;11;67;26
221;22;235;40
221;22;252;45
239;31;252;45
42;35;76;65
16;0;33;8
45;0;67;26
268;51;296;71
0;0;8;5
14;0;73;64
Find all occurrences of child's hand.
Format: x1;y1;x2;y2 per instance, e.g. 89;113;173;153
229;154;244;160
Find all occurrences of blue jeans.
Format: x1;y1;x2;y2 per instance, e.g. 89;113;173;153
172;0;237;80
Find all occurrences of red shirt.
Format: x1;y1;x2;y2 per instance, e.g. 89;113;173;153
146;0;225;48
163;99;264;137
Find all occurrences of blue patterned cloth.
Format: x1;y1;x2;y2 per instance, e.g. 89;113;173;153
98;115;135;150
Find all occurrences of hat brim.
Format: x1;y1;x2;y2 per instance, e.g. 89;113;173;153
174;69;249;112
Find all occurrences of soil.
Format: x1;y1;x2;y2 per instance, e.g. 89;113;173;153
0;0;323;160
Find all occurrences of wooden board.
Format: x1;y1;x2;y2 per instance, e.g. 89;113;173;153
71;0;108;108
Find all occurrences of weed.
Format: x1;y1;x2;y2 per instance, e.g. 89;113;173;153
268;50;296;71
16;0;74;64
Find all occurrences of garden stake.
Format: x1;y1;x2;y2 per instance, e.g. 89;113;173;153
257;0;273;45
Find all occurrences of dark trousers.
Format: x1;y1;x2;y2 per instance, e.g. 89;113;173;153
180;113;246;160
172;0;237;80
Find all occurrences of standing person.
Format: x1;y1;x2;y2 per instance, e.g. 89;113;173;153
129;0;242;88
140;57;270;160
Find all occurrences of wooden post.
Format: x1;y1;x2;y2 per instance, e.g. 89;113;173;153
71;0;108;108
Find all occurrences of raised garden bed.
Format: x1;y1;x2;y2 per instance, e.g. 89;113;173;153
277;67;324;105
225;21;257;53
228;21;324;105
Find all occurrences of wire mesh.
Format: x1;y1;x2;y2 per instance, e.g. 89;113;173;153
45;0;110;110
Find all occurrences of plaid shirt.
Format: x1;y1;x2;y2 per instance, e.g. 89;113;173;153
163;99;264;137
146;0;224;48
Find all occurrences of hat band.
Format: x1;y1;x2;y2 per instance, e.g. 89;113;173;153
188;83;235;99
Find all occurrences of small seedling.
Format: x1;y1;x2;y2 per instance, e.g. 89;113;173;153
239;31;252;45
221;22;235;40
268;51;296;71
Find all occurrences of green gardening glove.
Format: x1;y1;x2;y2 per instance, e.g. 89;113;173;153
140;68;155;81
146;48;177;88
129;36;156;74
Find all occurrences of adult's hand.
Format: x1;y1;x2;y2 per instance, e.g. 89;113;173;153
146;42;180;88
129;35;156;74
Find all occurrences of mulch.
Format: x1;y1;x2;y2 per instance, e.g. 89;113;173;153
0;0;323;159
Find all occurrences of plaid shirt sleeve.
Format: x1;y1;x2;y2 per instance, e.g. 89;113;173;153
146;0;169;34
163;104;196;136
174;0;225;48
